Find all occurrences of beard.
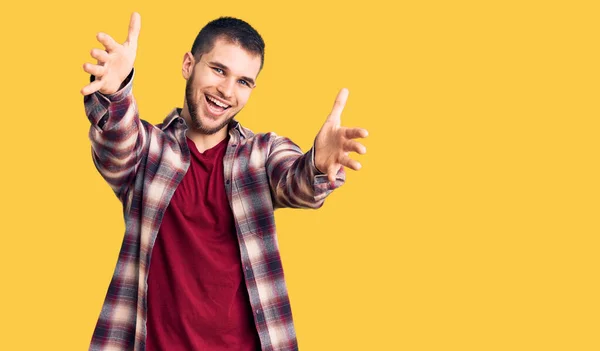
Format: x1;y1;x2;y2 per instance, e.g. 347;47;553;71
185;77;237;135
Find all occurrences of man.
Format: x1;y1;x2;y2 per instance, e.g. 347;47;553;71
81;12;368;351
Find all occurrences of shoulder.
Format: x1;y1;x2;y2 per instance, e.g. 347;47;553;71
234;122;301;152
235;121;271;146
242;131;292;149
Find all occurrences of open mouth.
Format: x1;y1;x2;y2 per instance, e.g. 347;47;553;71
205;94;231;115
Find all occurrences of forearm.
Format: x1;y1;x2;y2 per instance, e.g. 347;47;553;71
266;134;345;209
84;69;146;200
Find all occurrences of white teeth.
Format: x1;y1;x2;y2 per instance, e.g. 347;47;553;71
207;96;229;108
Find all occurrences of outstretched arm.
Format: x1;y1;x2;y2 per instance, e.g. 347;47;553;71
267;88;368;209
81;13;147;202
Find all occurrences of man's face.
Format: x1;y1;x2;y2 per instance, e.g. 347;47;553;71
184;38;262;135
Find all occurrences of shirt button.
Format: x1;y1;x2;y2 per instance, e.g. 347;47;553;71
256;309;261;315
178;118;184;124
226;180;230;185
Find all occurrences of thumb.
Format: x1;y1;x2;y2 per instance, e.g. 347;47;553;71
127;12;141;48
326;88;348;126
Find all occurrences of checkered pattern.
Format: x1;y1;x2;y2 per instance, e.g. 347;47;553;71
84;70;345;351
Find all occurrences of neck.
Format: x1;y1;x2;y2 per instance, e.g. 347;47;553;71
181;105;228;153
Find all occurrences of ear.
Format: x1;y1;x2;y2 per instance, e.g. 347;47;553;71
182;52;195;80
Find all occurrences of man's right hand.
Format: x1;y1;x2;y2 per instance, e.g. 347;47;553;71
81;12;141;96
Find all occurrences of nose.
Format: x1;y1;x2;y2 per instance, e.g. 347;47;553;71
217;77;235;100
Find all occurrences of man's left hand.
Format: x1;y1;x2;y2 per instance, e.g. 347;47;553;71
314;88;369;183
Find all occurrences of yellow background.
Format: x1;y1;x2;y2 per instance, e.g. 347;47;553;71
0;0;598;350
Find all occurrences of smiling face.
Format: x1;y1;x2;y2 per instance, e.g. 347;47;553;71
182;37;262;135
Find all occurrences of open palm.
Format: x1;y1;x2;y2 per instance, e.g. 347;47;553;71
314;88;369;183
81;12;141;96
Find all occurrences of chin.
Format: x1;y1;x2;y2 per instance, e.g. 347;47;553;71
191;112;233;135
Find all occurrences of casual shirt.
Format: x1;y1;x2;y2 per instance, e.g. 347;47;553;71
146;136;261;350
84;69;345;351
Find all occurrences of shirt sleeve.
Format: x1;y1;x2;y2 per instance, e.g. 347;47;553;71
265;133;345;209
83;68;149;202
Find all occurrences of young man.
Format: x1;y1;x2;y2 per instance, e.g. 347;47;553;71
81;13;368;351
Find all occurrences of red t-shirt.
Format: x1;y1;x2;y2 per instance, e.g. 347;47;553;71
146;136;261;351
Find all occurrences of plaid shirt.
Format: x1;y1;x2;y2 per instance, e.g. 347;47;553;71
84;70;344;351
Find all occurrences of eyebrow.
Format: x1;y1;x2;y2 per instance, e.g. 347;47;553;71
208;61;256;87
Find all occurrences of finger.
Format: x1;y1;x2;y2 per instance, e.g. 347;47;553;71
81;79;104;96
97;32;119;51
344;127;369;139
90;48;109;62
340;154;362;171
344;140;367;155
327;165;340;184
127;12;141;48
326;88;349;124
83;63;106;77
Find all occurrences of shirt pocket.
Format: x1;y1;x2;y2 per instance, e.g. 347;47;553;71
234;167;276;235
234;166;269;191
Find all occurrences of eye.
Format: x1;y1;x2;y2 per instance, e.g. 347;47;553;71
212;67;224;75
238;79;249;87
